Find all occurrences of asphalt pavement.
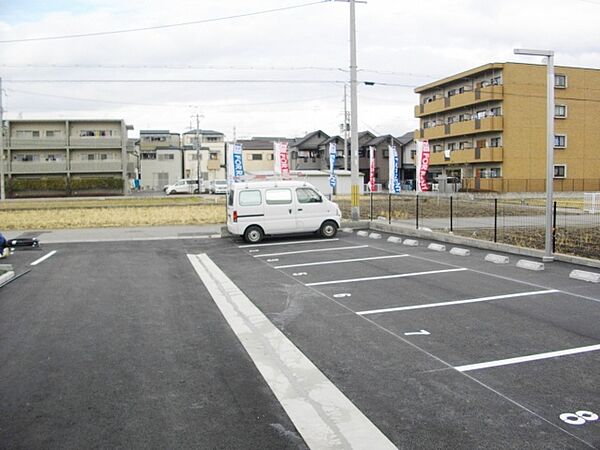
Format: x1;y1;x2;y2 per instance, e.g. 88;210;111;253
1;226;599;449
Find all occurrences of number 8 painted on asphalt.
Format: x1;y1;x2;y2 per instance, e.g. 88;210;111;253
559;410;598;425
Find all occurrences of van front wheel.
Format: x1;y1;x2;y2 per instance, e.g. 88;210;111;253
244;226;264;244
319;221;338;238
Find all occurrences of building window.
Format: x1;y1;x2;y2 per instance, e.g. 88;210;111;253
432;144;442;153
491;76;502;86
447;116;455;124
476;110;487;119
555;74;567;88
423;121;430;129
46;130;62;137
553;164;567;178
268;154;274;160
251;154;263;160
15;154;39;162
447;143;456;151
490;137;501;147
80;130;114;137
490;107;501;117
481;168;501;178
554;134;567;148
383;149;389;158
458;114;470;122
358;148;367;158
555;104;567;118
15;130;40;138
158;154;175;161
447;89;457;97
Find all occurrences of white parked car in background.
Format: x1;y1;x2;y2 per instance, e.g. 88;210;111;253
164;179;202;195
210;179;228;194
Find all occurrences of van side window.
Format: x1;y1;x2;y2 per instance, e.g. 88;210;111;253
239;190;262;206
265;188;292;205
296;188;322;203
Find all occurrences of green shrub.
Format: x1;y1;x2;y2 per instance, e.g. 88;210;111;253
70;177;122;190
10;177;68;191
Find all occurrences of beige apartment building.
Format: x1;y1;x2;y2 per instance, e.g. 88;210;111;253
1;119;133;197
414;62;600;192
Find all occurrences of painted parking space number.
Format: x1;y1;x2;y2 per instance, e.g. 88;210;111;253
559;410;598;426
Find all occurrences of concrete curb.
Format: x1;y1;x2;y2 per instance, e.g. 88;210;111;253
366;221;600;269
0;265;15;286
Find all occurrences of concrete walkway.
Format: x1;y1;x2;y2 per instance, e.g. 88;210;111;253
5;224;224;244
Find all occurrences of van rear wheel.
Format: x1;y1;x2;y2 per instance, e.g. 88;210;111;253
319;221;338;238
244;226;264;244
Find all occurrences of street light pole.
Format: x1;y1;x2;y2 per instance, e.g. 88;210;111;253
194;114;201;195
514;48;555;261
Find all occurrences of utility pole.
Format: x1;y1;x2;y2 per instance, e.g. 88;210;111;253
0;77;4;201
343;84;348;171
195;114;201;195
349;0;360;220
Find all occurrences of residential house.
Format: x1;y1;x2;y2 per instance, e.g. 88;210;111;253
319;136;347;171
139;130;182;190
182;129;226;181
2;119;132;197
289;130;329;171
236;139;275;174
414;62;600;192
398;131;416;188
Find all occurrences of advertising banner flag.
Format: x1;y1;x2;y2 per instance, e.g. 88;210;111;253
232;143;244;179
416;140;431;192
274;142;290;177
329;142;337;187
368;146;376;192
388;145;401;193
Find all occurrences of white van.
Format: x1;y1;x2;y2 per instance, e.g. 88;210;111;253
227;180;341;243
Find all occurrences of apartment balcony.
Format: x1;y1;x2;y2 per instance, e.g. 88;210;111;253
417;116;504;140
11;161;68;174
429;147;504;166
9;138;67;149
70;161;122;172
415;85;504;117
69;137;123;148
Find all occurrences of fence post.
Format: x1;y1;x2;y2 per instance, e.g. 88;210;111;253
388;193;392;224
494;198;498;243
370;191;373;221
553;200;557;253
416;195;419;229
450;195;453;232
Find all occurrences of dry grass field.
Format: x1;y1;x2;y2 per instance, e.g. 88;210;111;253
0;196;227;230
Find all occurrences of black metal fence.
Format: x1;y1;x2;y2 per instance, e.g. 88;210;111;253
336;192;600;260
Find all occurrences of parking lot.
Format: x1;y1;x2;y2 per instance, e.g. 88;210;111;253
1;228;599;449
210;230;599;449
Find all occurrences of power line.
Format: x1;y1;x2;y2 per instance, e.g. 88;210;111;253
0;63;345;72
5;87;340;109
0;0;329;44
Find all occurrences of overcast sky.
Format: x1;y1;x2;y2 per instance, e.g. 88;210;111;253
0;0;599;140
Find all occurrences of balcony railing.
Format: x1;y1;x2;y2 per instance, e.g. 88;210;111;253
418;116;504;140
429;147;504;166
11;161;68;174
70;161;122;172
69;137;123;148
9;138;67;149
416;85;504;117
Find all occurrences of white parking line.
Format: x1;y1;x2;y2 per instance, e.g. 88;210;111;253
454;344;600;372
187;253;396;450
30;250;57;266
356;289;559;316
238;238;339;248
255;245;368;258
306;268;467;286
274;254;409;269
